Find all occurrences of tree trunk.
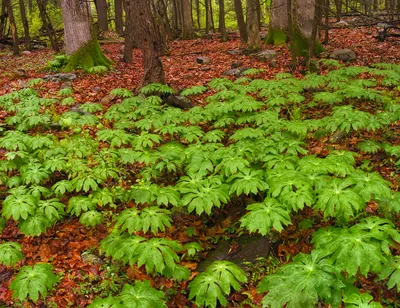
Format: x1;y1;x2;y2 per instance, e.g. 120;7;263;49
205;0;213;34
266;0;288;45
123;0;134;63
0;1;6;40
115;0;123;34
287;0;296;66
323;0;329;44
36;0;59;51
181;0;194;38
218;0;227;41
234;0;247;42
334;0;342;21
19;0;30;50
159;0;174;39
196;0;200;29
246;0;261;52
4;0;19;55
131;0;165;87
61;0;111;70
308;0;323;60
95;0;108;31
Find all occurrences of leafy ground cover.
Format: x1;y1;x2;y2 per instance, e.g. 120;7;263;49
0;27;399;307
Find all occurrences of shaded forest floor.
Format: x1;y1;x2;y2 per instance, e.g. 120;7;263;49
0;25;399;307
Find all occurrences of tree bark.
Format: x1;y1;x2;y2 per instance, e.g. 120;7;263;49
181;0;194;38
246;0;261;52
115;0;123;34
4;0;19;55
19;0;30;50
218;0;227;41
334;0;342;21
205;0;212;34
95;0;108;31
131;0;165;87
61;0;111;70
0;1;6;40
234;0;247;42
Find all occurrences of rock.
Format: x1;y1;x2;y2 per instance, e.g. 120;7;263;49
61;81;72;89
81;252;103;265
196;234;280;272
251;50;278;62
318;51;330;59
231;61;243;69
100;93;117;104
270;59;277;68
92;86;102;92
227;49;242;55
43;73;77;82
200;67;211;71
331;49;356;62
9;69;27;80
223;67;250;78
196;56;210;64
17;80;27;88
164;95;194;109
21;50;32;55
334;20;349;27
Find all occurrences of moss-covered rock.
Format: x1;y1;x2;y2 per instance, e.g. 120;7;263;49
265;27;287;46
64;39;112;72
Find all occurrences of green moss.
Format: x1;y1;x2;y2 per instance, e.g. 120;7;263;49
265;27;287;46
292;27;324;57
65;39;112;72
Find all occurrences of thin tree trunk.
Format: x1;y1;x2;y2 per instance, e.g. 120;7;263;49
308;0;322;60
196;0;200;29
115;0;123;34
218;0;227;41
95;0;108;31
323;0;329;43
5;0;19;55
287;0;297;66
205;0;212;34
36;0;59;51
246;0;261;52
234;0;247;42
209;0;215;30
19;0;30;50
160;0;174;39
335;0;342;21
123;0;134;63
0;1;6;39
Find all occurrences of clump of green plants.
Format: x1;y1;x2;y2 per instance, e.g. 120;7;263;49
46;54;69;72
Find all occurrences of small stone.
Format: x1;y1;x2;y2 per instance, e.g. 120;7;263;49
223;67;250;78
200;67;211;71
92;86;102;92
17;80;27;88
318;51;330;59
196;56;211;64
61;81;72;89
231;61;243;69
270;59;277;68
334;20;349;27
330;49;356;62
227;49;242;55
164;95;194;109
81;253;103;265
21;50;32;55
43;73;77;82
251;50;278;62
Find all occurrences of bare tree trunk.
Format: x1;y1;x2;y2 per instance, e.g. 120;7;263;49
131;0;165;87
36;0;59;51
323;0;329;43
308;0;322;60
195;0;200;28
5;0;19;55
181;0;194;38
115;0;123;34
234;0;247;42
95;0;108;31
0;1;6;39
335;0;342;21
123;0;134;63
218;0;227;41
159;0;174;39
266;0;288;45
61;0;111;70
287;0;296;66
246;0;261;52
19;0;30;50
205;0;212;34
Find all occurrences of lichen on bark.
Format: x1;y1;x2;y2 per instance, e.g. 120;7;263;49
265;26;288;45
64;39;112;72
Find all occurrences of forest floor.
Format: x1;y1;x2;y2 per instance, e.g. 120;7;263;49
0;25;399;307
